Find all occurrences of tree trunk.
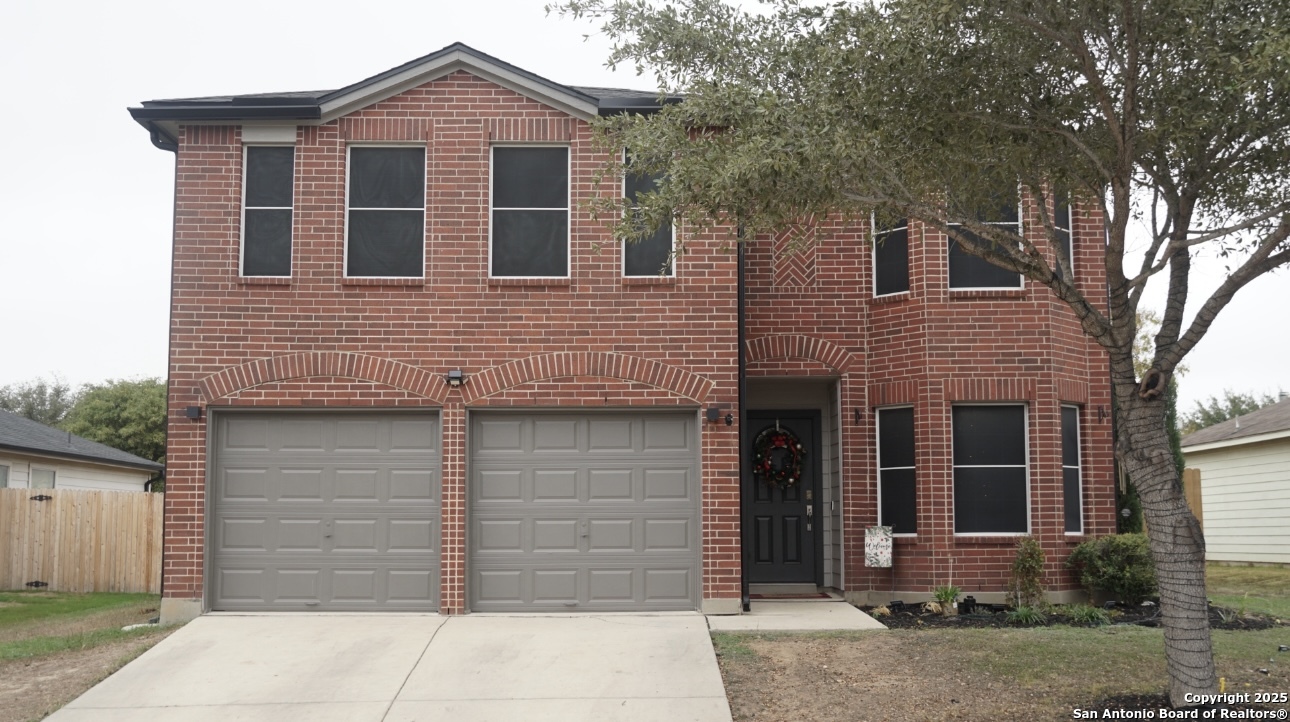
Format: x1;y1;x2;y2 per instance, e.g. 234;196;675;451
1115;381;1216;707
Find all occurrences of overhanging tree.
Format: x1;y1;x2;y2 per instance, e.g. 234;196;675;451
555;0;1290;705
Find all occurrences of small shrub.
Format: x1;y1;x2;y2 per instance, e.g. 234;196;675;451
870;605;891;617
1007;605;1048;625
1064;603;1111;626
923;601;942;615
1008;536;1047;607
932;585;961;604
1066;533;1158;605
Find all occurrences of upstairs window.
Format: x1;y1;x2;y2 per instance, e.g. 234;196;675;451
948;188;1023;289
346;146;425;278
491;146;569;278
623;163;673;276
873;217;910;296
952;405;1028;534
1053;187;1074;280
0;464;8;488
877;406;917;534
242;146;294;277
1062;405;1084;534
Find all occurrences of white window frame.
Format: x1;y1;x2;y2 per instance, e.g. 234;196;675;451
489;144;572;280
1063;404;1084;535
876;405;917;536
871;213;910;298
622;150;676;278
950;402;1031;536
1054;191;1074;280
343;143;428;280
30;466;56;490
947;192;1025;291
240;144;296;279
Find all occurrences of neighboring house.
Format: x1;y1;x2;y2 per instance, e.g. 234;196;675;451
1182;395;1290;565
130;42;1114;623
0;410;163;492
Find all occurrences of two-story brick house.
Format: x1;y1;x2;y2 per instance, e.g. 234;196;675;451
131;43;1114;623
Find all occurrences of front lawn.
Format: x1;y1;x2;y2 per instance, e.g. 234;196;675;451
0;592;173;722
714;564;1290;721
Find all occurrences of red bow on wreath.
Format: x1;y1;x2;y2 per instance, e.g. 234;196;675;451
752;427;805;487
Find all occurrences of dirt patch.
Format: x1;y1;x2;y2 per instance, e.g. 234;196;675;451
717;632;1070;721
0;630;171;722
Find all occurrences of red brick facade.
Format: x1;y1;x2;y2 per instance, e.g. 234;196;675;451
151;53;1112;616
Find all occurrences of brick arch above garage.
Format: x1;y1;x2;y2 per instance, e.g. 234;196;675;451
461;352;715;404
744;334;856;375
198;352;448;404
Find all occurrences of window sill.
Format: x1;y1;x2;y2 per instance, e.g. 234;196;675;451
238;276;292;286
488;277;572;288
948;288;1028;299
622;276;677;287
869;291;911;304
952;534;1030;545
341;277;425;287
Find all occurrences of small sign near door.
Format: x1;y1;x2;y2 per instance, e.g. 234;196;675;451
865;526;893;568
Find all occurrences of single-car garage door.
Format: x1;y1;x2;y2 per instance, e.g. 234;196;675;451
469;412;700;612
210;412;440;612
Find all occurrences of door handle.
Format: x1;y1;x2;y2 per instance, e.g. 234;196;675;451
806;505;813;518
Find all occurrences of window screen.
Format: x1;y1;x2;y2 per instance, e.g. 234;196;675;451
1062;405;1083;533
346;147;425;277
31;468;55;490
874;219;910;296
492;147;569;277
948;189;1022;289
623;168;673;276
878;407;916;534
243;146;294;276
952;405;1028;533
0;464;8;488
1053;187;1074;280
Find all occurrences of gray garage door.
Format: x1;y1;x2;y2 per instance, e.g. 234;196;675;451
469;412;700;612
210;412;440;612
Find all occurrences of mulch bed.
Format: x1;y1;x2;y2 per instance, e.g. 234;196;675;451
861;601;1282;631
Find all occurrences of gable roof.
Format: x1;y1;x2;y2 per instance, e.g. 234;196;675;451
0;409;163;473
130;43;680;151
1181;396;1290;451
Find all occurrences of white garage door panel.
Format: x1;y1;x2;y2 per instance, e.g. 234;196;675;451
211;413;440;612
469;412;700;612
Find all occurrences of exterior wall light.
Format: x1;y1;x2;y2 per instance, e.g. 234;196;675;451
445;369;467;388
185;406;203;419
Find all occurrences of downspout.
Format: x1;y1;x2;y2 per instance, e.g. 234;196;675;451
738;226;750;612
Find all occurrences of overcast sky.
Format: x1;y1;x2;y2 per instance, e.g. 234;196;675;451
0;0;1284;414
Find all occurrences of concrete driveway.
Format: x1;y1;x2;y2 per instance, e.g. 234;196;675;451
48;613;732;722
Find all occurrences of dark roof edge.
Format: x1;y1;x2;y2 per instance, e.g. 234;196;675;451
0;442;164;473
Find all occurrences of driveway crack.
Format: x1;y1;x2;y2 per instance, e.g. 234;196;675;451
380;616;448;721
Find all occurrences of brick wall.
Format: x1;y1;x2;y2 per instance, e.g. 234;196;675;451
164;71;741;612
743;201;1114;599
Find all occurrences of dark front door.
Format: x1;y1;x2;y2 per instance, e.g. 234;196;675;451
745;411;821;584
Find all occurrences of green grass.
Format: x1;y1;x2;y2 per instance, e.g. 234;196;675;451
0;591;157;628
1207;563;1290;619
0;625;164;660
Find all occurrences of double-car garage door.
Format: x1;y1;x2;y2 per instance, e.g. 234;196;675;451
209;411;699;613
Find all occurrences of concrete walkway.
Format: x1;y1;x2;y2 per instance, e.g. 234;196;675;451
707;600;887;632
48;613;732;722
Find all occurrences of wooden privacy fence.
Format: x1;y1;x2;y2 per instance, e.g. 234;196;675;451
0;488;163;593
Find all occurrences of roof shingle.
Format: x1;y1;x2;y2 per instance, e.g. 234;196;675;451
1180;396;1290;448
0;410;163;472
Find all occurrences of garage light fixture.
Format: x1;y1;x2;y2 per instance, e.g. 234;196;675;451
185;406;203;420
445;369;467;388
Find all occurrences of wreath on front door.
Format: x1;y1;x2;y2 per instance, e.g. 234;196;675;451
752;426;806;488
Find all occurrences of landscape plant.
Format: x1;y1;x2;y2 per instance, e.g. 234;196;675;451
932;585;961;616
1067;534;1159;605
1007;536;1047;608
